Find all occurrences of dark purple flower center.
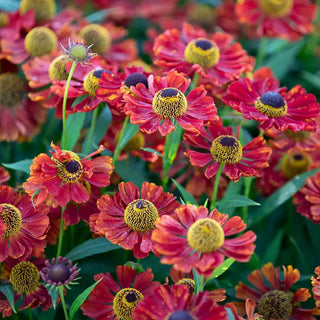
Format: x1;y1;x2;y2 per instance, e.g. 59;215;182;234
48;264;71;283
125;292;138;302
195;39;213;50
293;153;303;161
65;160;81;174
260;91;286;109
169;310;193;320
93;69;110;79
160;88;179;98
124;73;148;88
220;136;237;147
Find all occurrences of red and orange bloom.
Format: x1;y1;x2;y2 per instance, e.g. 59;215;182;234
0;185;49;262
133;284;227;320
152;204;256;277
153;23;253;86
224;77;319;132
184;118;271;182
311;267;320;307
81;265;159;320
235;0;317;41
23;143;113;208
93;181;180;259
236;263;320;320
124;70;217;136
0;167;10;185
225;299;262;320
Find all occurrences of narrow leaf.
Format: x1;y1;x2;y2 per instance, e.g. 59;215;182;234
66;238;120;261
47;287;60;309
71;95;89;108
172;179;197;205
192;269;203;294
263;229;284;264
2;159;33;174
119;122;139;150
0;284;16;313
65;112;86;150
217;195;260;208
141;148;163;158
207;258;235;281
301;71;320;90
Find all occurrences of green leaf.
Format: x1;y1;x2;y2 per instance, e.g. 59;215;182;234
69;278;103;320
2;159;33;174
141;148;163;158
47;287;60;309
171;179;197;205
65;112;86;150
226;307;236;320
192;269;204;294
301;71;320;89
71;95;89;108
263;229;284;264
206;258;235;281
65;238;120;261
216;195;260;208
0;284;16;313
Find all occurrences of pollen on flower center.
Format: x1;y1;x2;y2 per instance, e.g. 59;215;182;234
152;87;187;118
184;38;220;69
113;288;144;320
10;261;40;294
177;278;196;294
210;135;243;164
124;199;159;232
169;310;194;320
0;73;25;108
257;290;293;320
1;203;22;237
255;91;287;117
187;218;224;253
281;151;311;179
54;152;83;184
259;0;293;17
124;73;149;88
84;69;110;96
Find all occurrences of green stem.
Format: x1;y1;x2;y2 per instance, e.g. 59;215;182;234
29;308;32;320
85;106;99;154
59;286;69;320
56;207;66;258
190;73;199;90
210;163;224;211
62;61;77;149
241;177;253;221
113;116;129;167
255;37;268;70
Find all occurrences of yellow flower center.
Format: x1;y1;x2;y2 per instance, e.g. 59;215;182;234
20;0;56;22
285;129;311;141
257;290;293;320
124;199;159;232
281;151;311;179
169;310;194;320
49;55;70;81
83;69;109;96
185;38;220;69
187;218;224;253
79;24;111;55
152;88;187;119
259;0;293;17
115;131;145;152
10;261;40;294
53;151;83;184
0;73;25;108
188;5;216;30
113;288;144;320
177;278;196;294
1;204;22;237
0;12;9;27
255;91;287;117
210;135;243;164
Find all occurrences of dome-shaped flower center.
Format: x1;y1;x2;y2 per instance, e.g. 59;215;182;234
281;151;311;179
187;218;224;253
210;135;243;164
285;129;310;141
54;152;83;184
259;0;293;17
47;263;71;283
152;88;187;119
0;203;22;237
185;38;220;69
0;73;25;108
25;26;57;57
10;261;40;294
20;0;56;22
49;55;70;81
84;69;110;96
64;41;93;64
124;199;159;232
0;12;9;27
169;310;194;320
122;131;145;152
124;73;149;88
257;290;293;320
79;24;111;55
113;288;144;320
177;278;196;294
255;91;287;117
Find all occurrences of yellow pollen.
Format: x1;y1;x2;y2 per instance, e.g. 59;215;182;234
152;87;187;118
10;261;40;294
20;0;56;22
281;151;311;179
0;73;25;108
1;204;22;237
259;0;293;17
25;26;57;57
184;38;220;69
187;218;224;253
113;288;144;320
177;278;196;294
83;71;100;96
0;12;9;27
49;55;70;81
124;199;159;232
210;135;243;164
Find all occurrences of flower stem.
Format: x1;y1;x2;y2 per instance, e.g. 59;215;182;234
59;286;69;320
241;177;253;222
85;105;99;154
255;37;268;70
113;116;129;167
210;163;224;211
29;308;32;320
62;61;77;149
56;207;66;259
190;73;199;90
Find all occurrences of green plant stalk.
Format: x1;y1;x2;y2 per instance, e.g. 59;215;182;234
59;286;69;320
189;73;199;90
113;116;129;166
56;207;66;258
255;37;268;70
62;61;77;149
210;163;224;211
29;308;32;320
85;106;99;154
241;177;253;221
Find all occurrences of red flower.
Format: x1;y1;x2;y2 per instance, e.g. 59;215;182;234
93;181;180;258
153;23;252;86
311;266;320;307
124;70;217;136
224;77;319;132
81;265;159;320
133;284;227;320
184;118;271;182
0;167;10;185
152;204;256;277
0;186;49;262
23;143;113;208
235;0;317;41
236;263;320;320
